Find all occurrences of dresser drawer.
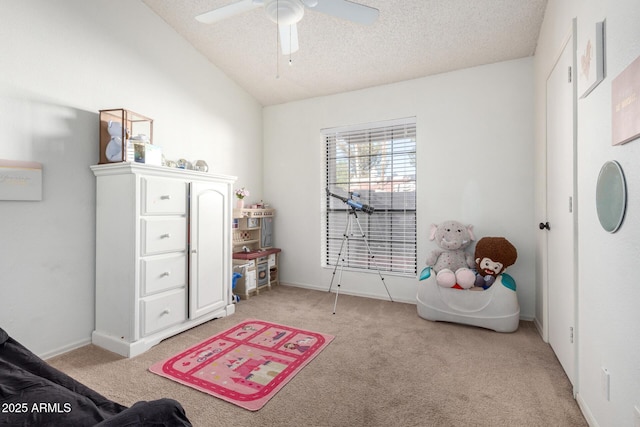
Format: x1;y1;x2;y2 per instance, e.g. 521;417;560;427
142;177;186;215
141;253;187;296
141;289;186;337
141;218;186;255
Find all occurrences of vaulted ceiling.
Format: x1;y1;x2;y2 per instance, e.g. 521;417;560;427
143;0;548;106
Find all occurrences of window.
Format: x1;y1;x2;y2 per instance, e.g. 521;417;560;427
323;118;417;276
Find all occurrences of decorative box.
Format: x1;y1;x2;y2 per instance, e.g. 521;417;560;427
99;109;153;164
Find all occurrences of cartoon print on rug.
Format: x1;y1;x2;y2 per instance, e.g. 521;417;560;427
149;319;334;411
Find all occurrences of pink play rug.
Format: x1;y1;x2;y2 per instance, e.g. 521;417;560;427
149;319;334;411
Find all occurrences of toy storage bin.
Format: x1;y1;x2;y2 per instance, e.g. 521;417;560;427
416;267;520;333
231;272;242;303
233;263;255;296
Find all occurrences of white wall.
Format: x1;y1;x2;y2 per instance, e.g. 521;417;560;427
535;1;640;425
0;0;263;357
263;58;537;317
1;1;635;423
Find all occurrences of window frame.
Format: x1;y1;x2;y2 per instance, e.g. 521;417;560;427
321;117;417;277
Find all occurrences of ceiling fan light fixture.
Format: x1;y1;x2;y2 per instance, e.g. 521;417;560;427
264;0;305;25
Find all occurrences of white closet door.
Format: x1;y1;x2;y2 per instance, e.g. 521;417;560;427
545;31;576;386
189;181;229;318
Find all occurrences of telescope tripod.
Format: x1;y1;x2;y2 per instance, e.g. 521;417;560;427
328;207;393;314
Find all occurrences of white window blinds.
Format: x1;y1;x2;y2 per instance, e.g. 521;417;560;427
323;118;417;276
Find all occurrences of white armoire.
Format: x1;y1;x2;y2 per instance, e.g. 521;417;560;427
91;163;236;357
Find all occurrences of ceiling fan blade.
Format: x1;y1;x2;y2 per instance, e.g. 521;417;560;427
195;0;263;24
309;0;379;25
278;23;299;55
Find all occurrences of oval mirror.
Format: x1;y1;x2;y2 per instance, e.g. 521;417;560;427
596;160;627;233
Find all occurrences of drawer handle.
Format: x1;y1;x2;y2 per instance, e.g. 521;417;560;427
160;233;171;239
161;308;171;316
162;271;171;277
160;195;171;200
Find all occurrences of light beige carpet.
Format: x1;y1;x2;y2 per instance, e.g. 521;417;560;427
49;285;587;427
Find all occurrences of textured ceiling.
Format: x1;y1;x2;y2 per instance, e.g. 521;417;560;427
142;0;548;106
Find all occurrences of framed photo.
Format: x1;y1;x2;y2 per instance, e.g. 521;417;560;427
577;20;605;98
248;217;260;228
612;55;640;145
0;159;42;201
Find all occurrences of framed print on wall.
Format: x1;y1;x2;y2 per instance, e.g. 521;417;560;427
0;159;42;201
577;20;605;98
612;55;640;145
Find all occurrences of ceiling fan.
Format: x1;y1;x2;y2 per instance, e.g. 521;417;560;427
195;0;379;55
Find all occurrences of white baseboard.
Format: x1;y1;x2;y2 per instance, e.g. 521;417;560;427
282;282;534;322
576;392;598;427
533;317;547;341
281;281;416;304
41;337;92;360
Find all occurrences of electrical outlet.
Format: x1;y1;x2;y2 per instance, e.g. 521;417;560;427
633;405;640;427
601;367;610;401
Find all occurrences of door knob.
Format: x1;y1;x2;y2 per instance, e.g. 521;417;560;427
539;222;550;230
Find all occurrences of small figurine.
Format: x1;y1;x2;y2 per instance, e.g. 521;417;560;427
105;121;127;162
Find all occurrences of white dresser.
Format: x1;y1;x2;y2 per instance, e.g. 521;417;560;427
90;163;236;357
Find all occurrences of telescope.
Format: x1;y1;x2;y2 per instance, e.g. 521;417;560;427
326;188;375;215
325;187;391;313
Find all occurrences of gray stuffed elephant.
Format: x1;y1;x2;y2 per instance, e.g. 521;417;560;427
425;220;476;289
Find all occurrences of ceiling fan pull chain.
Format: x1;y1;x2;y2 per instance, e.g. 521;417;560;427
275;0;280;78
289;25;293;66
